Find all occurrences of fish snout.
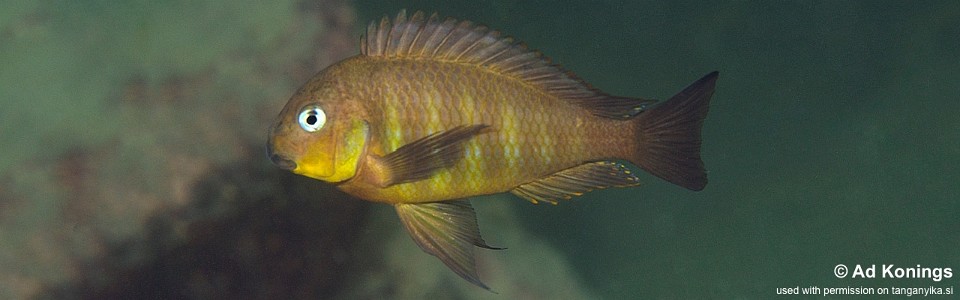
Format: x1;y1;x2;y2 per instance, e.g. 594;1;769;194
266;142;297;171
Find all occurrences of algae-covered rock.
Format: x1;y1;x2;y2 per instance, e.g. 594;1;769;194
40;151;369;299
0;0;358;298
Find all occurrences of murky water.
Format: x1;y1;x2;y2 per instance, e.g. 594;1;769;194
2;1;957;298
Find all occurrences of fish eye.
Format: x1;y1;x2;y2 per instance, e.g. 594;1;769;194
297;105;326;132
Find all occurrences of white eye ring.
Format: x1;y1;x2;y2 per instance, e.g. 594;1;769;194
297;105;326;132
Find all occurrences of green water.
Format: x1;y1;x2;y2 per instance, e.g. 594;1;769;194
2;0;957;298
358;1;960;298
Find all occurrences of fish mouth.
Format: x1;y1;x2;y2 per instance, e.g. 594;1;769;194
266;142;297;171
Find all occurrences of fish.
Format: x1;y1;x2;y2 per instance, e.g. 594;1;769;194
266;10;718;290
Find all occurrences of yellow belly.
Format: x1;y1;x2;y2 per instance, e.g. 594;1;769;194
337;58;633;204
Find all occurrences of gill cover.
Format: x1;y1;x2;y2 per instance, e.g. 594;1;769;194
294;117;369;183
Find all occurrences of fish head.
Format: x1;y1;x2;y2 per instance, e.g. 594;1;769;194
267;77;370;183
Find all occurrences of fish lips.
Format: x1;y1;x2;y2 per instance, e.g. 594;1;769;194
266;137;297;171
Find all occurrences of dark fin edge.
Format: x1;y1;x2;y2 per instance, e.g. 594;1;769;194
395;200;501;291
510;161;640;205
633;72;717;191
362;10;654;119
380;125;489;186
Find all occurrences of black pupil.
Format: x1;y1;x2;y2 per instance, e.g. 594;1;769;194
306;114;317;125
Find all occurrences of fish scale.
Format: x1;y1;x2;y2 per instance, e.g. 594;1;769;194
267;10;716;290
337;58;632;203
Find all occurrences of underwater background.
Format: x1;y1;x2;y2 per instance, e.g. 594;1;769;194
1;0;958;298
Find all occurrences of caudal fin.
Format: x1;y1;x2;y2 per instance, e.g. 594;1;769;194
633;72;717;191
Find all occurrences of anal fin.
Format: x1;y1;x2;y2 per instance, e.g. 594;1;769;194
510;161;640;205
395;200;501;290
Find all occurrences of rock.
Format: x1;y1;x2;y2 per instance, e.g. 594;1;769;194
0;0;357;298
40;149;369;299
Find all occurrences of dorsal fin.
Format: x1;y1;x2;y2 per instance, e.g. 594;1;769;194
361;10;656;119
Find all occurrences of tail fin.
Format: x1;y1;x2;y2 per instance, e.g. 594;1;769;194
632;72;717;191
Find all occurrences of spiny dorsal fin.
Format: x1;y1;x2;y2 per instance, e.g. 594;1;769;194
510;161;641;205
362;10;656;119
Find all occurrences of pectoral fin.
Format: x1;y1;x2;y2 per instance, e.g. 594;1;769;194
511;161;641;205
395;200;500;290
380;125;489;186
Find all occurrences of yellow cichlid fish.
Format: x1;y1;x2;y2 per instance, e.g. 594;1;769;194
267;10;717;290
